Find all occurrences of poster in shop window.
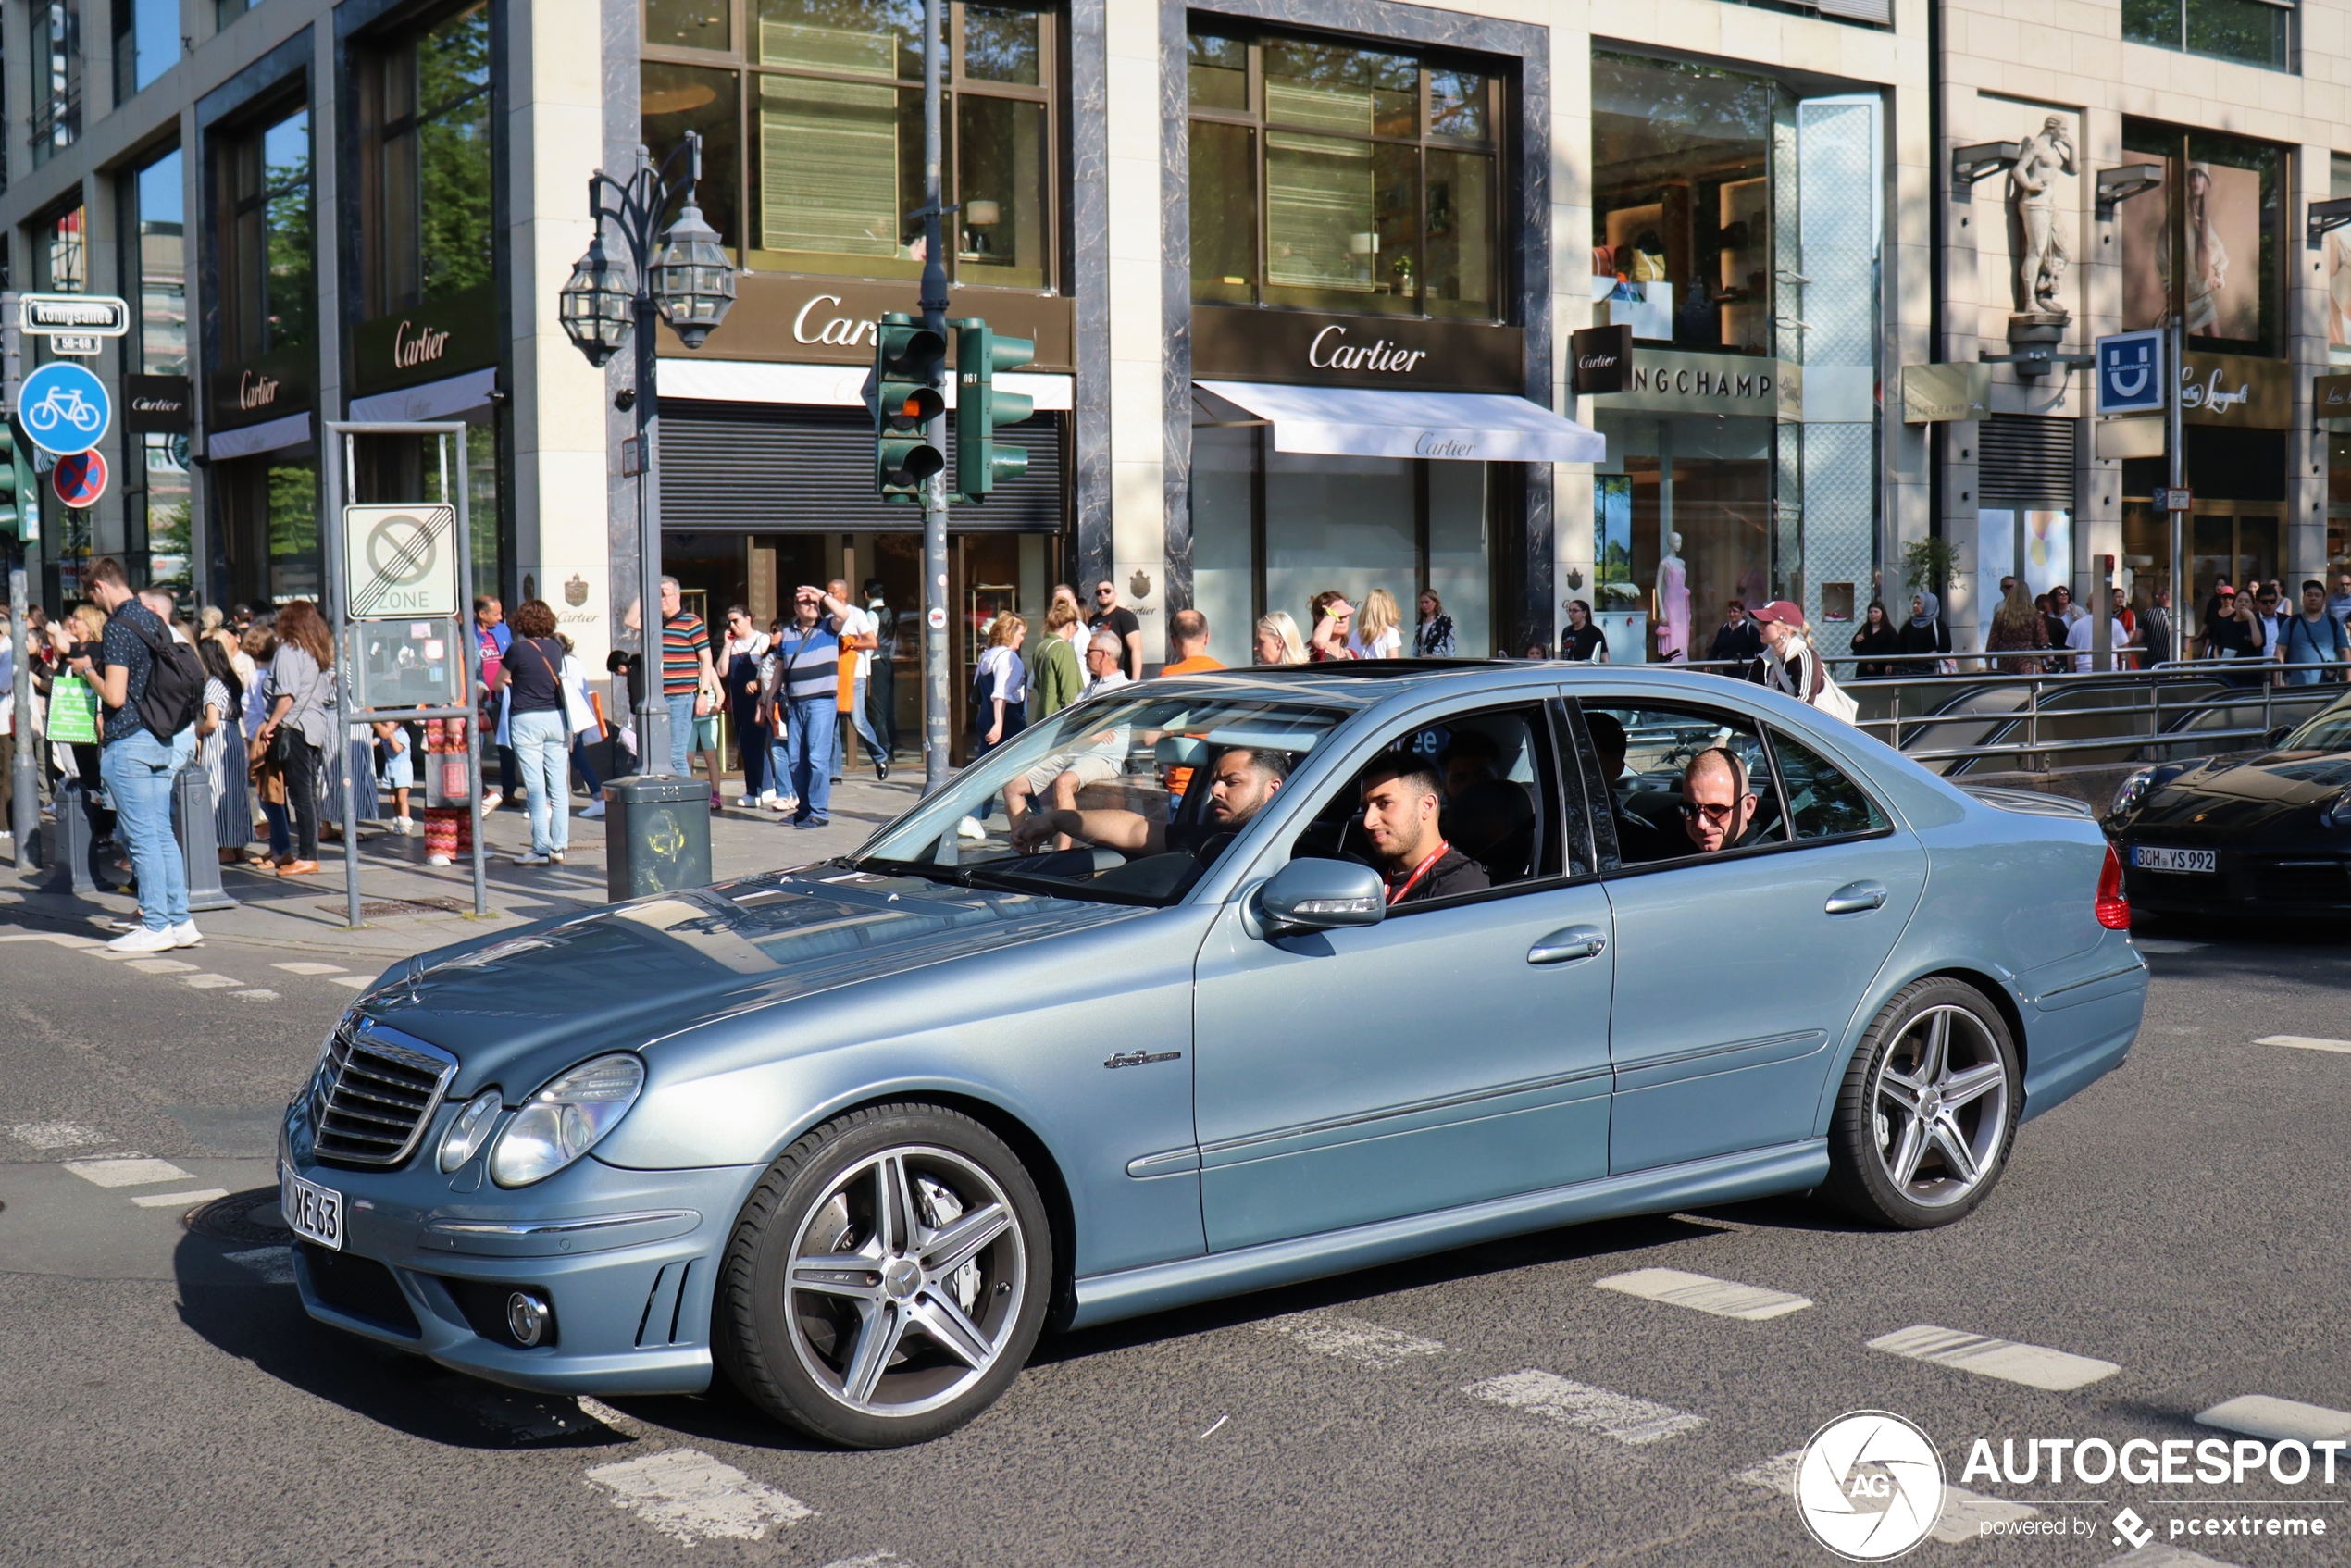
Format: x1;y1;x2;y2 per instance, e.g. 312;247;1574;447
2121;159;2261;342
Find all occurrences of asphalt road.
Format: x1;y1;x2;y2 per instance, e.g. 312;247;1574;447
3;913;2347;1568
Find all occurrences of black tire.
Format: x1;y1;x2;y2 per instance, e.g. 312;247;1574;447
714;1102;1052;1449
1822;977;2021;1229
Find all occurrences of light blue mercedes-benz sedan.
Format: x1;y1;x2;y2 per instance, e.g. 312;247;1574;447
279;663;2145;1447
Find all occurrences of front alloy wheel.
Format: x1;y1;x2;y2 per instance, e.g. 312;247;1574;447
1825;978;2019;1228
717;1103;1051;1448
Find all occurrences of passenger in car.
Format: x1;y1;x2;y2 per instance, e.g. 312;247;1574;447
1584;711;1670;865
1438;729;1502;799
1010;746;1289;859
1359;753;1490;905
1678;747;1759;854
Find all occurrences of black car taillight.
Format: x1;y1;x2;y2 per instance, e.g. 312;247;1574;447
2096;843;2130;929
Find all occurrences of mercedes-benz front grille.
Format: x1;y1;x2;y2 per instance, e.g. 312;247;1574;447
308;1019;458;1167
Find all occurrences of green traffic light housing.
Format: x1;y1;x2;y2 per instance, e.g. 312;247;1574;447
0;419;23;541
872;313;947;502
952;321;1036;499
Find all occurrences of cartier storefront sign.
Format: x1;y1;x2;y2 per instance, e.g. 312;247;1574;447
655;273;1074;373
125;375;193;434
351;283;497;399
1191;305;1525;394
1570;325;1633;396
207;344;313;432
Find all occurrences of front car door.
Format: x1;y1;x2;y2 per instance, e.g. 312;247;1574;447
1190;696;1617;1251
1571;696;1927;1176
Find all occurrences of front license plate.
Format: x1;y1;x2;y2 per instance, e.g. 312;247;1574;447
281;1164;344;1251
2133;845;2218;874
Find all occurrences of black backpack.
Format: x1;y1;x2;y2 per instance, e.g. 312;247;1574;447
124;611;205;743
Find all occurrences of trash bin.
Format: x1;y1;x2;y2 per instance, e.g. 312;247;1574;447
603;775;712;902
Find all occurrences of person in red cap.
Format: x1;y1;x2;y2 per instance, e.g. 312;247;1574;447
1751;600;1824;703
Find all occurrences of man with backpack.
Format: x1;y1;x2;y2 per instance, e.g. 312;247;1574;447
2279;579;2350;686
66;556;204;952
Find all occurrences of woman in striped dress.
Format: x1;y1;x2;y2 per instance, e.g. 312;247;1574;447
198;634;253;862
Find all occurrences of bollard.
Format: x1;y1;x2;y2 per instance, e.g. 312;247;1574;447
173;757;237;913
39;777;106;894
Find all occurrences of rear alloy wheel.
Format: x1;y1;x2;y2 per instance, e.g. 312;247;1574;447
1824;978;2019;1228
715;1103;1051;1448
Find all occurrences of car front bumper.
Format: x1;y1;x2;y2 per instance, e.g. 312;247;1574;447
280;1101;762;1397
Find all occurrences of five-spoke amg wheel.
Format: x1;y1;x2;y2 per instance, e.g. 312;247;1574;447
1825;977;2020;1228
716;1103;1051;1447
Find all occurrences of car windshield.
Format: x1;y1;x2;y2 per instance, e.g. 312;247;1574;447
2280;695;2351;753
853;692;1350;904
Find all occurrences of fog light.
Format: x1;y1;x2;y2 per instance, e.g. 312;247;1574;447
505;1289;551;1347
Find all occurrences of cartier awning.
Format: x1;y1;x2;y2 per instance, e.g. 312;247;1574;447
1195;380;1605;465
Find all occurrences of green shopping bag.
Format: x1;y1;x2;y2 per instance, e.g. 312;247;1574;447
47;671;100;744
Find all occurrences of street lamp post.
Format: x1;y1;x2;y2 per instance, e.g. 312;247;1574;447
557;131;735;779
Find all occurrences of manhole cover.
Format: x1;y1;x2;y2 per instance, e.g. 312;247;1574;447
184;1187;290;1244
320;896;472;919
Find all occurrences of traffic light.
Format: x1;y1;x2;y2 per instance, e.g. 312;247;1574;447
953;321;1035;499
0;418;28;541
871;312;946;503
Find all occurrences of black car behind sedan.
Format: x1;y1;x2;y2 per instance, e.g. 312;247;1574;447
2105;692;2351;915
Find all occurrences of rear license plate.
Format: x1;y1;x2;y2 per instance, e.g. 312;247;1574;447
281;1164;344;1251
2133;845;2217;874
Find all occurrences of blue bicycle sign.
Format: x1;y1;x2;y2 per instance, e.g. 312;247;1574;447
17;361;113;454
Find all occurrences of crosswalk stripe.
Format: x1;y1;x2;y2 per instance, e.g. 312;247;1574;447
271;962;349;976
0;932;101;948
131;1188;229;1208
1462;1370;1705;1445
6;1122;106;1150
584;1449;815;1543
2253;1035;2351;1055
1868;1325;2120;1390
179;975;244;989
230;989;281;1001
126;958;199;975
63;1157;193;1188
1732;1450;2042;1541
1258;1311;1446;1366
1595;1267;1813;1320
330;976;374;990
2195;1395;2351;1443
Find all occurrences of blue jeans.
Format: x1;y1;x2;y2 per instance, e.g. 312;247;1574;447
102;728;194;931
829;675;882;778
734;703;771;797
768;730;794;802
782;699;836;823
510;709;571;854
665;692;697;777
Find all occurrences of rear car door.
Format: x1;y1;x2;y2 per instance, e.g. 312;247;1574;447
1572;699;1926;1175
1190;698;1617;1251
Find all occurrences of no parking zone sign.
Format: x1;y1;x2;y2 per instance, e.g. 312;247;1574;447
53;450;107;508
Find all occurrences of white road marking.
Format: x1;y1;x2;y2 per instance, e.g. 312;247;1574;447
330;976;374;990
271;962;349;976
179;975;244;989
583;1449;815;1544
225;1247;295;1284
1258;1311;1447;1366
2131;937;2207;953
0;932;100;947
2254;1035;2351;1056
124;958;199;975
1928;1486;2043;1543
1730;1450;1803;1496
575;1396;648;1438
6;1122;106;1150
2196;1395;2351;1442
1595;1267;1813;1321
1867;1325;2120;1391
230;989;280;1002
1200;1415;1229;1439
816;1554;901;1568
1462;1371;1706;1446
131;1188;229;1208
63;1157;193;1188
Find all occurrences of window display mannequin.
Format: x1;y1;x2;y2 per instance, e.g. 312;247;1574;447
1653;531;1691;662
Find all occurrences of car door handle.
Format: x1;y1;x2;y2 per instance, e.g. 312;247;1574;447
1528;926;1609;964
1825;881;1888;915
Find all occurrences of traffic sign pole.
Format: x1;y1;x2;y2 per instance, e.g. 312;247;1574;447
3;290;36;868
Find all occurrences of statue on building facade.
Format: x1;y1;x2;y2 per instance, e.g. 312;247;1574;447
2007;115;2076;322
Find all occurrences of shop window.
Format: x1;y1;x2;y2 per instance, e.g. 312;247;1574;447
1185;24;1505;320
2120;123;2281;356
2122;0;2293;72
1591;413;1776;664
31;0;83;166
359;3;492;317
220;104;316;363
118;146;191;589
642;0;1059;290
1591;52;1773;355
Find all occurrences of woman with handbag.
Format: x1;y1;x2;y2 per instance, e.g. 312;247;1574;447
495;600;573;865
253;601;335;875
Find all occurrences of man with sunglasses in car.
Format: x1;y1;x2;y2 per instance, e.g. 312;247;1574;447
1679;746;1760;854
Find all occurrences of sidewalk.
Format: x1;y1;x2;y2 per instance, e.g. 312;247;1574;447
0;771;927;966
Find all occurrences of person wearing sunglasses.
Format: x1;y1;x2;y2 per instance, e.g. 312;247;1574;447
1676;747;1759;855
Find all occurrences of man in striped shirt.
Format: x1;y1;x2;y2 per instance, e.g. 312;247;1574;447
659;576;715;778
765;585;843;828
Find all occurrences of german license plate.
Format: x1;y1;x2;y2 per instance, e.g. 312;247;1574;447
2133;845;2217;874
280;1164;344;1251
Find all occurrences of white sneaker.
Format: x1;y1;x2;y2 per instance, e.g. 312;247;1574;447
580;800;606;820
735;794;758;808
770;796;796;814
428;852;452;867
106;926;178;953
168;921;204;949
479;790;504;813
757;790;777;806
513;851;550;866
391;816;417;836
548;851;565;865
956;816;988;841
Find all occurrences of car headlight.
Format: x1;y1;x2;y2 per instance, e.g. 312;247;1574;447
437;1088;504;1173
2108;767;2155;819
2323;787;2351;829
488;1054;645;1188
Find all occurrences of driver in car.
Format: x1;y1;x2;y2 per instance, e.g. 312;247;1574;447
1679;747;1760;853
1009;746;1288;859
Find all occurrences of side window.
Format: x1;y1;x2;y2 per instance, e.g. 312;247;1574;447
1579;701;1789;870
1284;703;1578;904
1769;728;1890;840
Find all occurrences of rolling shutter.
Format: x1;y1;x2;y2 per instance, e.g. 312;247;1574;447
658;402;1066;531
1977;414;2076;510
